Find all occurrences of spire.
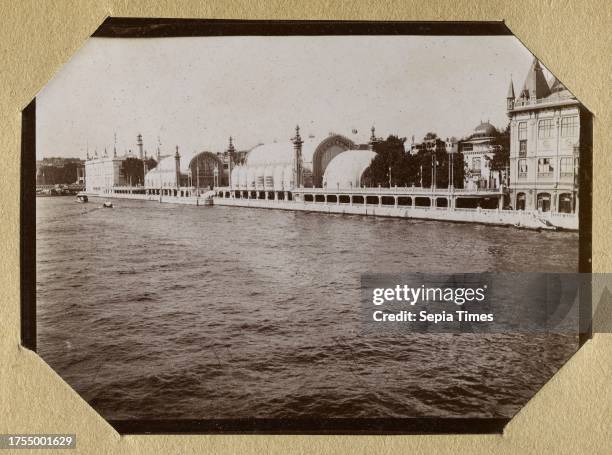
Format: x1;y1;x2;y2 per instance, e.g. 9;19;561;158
521;57;551;100
507;77;515;99
292;125;303;188
227;136;235;189
174;146;180;189
292;125;303;146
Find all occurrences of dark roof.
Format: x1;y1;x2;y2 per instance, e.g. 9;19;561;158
548;76;567;94
474;121;496;136
520;57;551;100
507;79;515;99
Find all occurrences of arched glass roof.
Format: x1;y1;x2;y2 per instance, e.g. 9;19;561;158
245;134;355;167
145;150;216;180
322;150;376;189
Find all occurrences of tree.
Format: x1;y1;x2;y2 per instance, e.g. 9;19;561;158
489;124;510;186
361;134;465;189
38;163;80;185
361;135;409;187
121;157;157;186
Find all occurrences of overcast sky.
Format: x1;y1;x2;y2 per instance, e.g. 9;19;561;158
36;35;545;160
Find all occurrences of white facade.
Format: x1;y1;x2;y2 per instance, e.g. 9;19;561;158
460;122;503;190
507;58;581;213
85;154;127;194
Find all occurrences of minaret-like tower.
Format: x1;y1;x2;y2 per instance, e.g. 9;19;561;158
142;150;148;186
506;77;515;113
227;136;235;188
137;133;144;160
174;146;181;189
292;125;304;188
369;126;379;150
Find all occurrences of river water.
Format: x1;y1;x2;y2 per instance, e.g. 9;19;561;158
36;197;579;420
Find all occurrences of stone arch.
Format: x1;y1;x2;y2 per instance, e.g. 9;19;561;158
312;135;356;188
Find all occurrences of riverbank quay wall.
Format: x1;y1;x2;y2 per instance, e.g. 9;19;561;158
212;196;577;230
85;187;213;205
84;186;577;230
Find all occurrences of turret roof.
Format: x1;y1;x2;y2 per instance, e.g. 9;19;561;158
520;57;551;100
548;75;567;94
507;79;515;99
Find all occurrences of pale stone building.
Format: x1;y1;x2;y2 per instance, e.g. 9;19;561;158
460;122;505;190
506;58;582;213
85;150;128;194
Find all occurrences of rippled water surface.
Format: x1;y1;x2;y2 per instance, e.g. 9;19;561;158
36;197;579;420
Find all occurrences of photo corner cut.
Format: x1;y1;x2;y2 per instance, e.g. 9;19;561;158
20;18;596;436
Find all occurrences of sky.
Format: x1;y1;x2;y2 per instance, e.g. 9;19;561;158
36;35;547;160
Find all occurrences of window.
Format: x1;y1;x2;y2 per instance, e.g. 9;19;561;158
537;193;552;212
538;119;554;139
538;158;554;175
518;159;528;178
561;116;578;137
518;122;527;140
462;143;473;152
558;193;573;213
473;157;481;171
519;140;527;157
560;157;573;176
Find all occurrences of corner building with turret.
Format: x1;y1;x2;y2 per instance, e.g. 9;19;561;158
506;58;584;213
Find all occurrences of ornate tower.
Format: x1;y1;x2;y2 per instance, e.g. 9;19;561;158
369;126;379;150
506;77;515;113
174;146;181;189
292;125;304;188
137;133;144;159
227;136;235;188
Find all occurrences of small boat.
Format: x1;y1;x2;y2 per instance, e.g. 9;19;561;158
103;201;113;208
76;193;88;203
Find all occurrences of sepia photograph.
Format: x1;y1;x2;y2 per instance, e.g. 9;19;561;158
30;22;590;432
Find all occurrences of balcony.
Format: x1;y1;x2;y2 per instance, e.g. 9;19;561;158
537;172;554;179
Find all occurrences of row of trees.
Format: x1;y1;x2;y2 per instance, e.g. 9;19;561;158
362;135;464;188
120;157;158;185
37;162;81;185
362;129;510;189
